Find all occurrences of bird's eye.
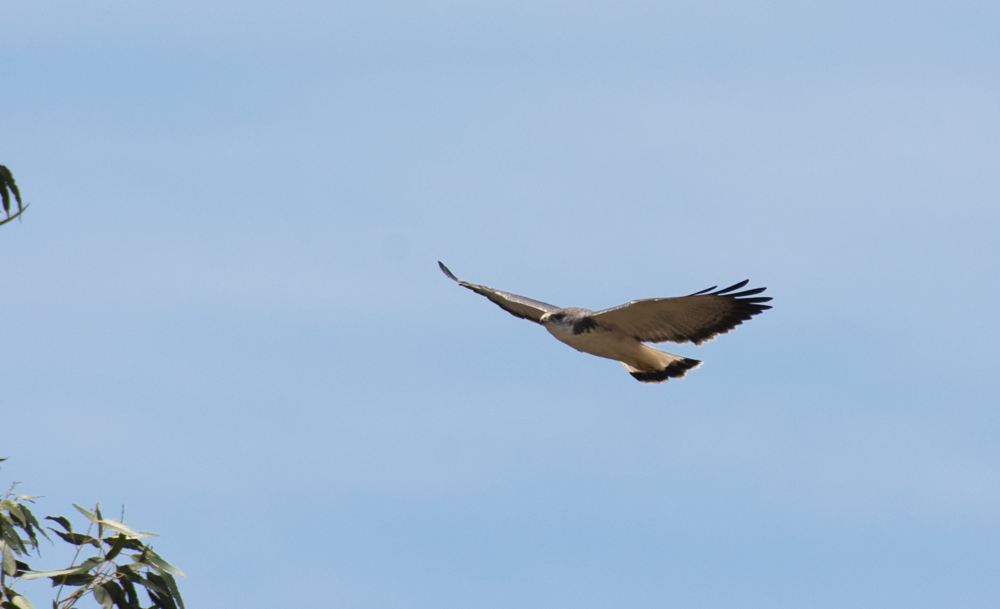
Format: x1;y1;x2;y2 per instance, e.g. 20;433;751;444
552;313;564;320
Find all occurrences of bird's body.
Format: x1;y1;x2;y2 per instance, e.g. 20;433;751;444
539;307;702;382
438;261;771;383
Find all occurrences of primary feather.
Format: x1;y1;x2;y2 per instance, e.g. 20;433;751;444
590;282;773;346
438;261;772;383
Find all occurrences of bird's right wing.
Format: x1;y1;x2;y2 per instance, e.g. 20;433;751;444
591;280;772;345
438;261;560;324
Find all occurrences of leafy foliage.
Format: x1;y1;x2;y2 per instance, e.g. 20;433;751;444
0;165;28;227
1;460;185;609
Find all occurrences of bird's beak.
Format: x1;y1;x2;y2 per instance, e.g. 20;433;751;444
539;313;550;324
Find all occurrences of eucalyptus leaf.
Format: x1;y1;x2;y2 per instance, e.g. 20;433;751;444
43;517;71;533
94;584;114;609
0;205;28;227
95;506;104;540
76;557;103;571
2;540;16;576
96;520;157;540
147;552;185;578
20;568;81;580
144;579;177;609
132;574;168;596
159;571;185;609
104;534;129;562
3;504;26;525
100;580;125;609
102;536;144;552
23;556;103;581
9;595;35;609
0;519;28;554
47;572;94;587
18;505;47;544
0;165;21;214
72;505;96;523
50;530;99;548
116;569;140;609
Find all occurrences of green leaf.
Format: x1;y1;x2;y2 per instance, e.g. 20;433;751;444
0;512;28;554
0;204;29;227
96;520;157;540
95;506;104;540
3;504;26;526
1;540;17;576
117;570;141;609
47;572;94;587
76;556;103;571
0;165;21;214
49;529;99;548
20;568;82;581
104;534;129;562
72;505;97;523
129;572;168;596
23;557;102;582
158;571;185;609
94;584;114;609
17;506;48;544
0;517;29;555
146;551;184;578
1;175;10;213
100;580;125;609
143;577;178;609
102;536;144;552
44;517;72;533
11;595;36;609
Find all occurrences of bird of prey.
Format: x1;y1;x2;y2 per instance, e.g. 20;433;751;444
439;261;772;383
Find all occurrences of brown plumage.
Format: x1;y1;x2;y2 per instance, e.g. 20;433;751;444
439;262;772;383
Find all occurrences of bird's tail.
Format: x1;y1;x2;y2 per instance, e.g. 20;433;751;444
622;345;701;384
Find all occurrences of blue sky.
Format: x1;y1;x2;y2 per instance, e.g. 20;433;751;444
3;1;999;607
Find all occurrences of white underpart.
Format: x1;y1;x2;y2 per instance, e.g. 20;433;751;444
543;321;690;372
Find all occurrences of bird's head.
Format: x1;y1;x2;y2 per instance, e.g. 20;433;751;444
540;309;591;334
539;311;566;325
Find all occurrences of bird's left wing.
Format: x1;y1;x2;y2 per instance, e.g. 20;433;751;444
590;280;772;345
439;261;560;324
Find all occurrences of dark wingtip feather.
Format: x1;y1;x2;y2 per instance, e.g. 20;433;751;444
683;281;773;345
686;285;718;297
715;279;750;295
727;287;767;297
629;358;702;383
438;261;459;282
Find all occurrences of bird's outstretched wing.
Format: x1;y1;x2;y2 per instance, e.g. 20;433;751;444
591;280;772;345
439;261;560;324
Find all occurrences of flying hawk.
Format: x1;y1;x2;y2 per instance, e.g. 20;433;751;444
439;261;772;383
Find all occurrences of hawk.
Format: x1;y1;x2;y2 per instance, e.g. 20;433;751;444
439;261;772;383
